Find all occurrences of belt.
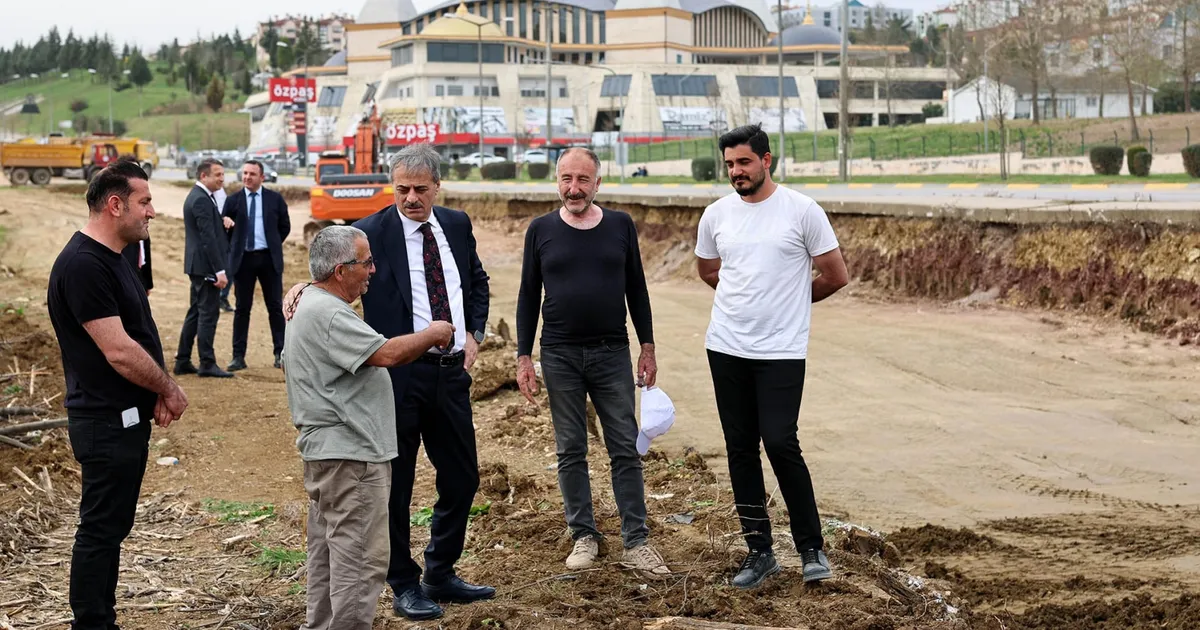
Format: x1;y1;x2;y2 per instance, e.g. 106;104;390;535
416;351;464;368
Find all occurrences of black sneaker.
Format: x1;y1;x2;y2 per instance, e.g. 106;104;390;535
800;548;833;583
732;548;780;589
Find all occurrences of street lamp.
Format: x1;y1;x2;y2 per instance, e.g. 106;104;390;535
445;6;513;165
777;0;786;182
589;64;626;184
837;0;850;182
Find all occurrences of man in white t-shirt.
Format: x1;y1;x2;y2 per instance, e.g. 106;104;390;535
694;123;849;589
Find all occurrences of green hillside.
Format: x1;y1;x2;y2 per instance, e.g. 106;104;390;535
125;113;249;151
0;69;248;146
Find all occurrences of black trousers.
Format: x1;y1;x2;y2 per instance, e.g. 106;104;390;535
706;350;824;552
67;413;151;630
386;360;480;591
231;251;285;358
176;275;219;365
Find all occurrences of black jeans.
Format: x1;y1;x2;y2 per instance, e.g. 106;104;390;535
706;350;824;552
176;275;220;365
67;412;151;630
231;251;285;358
387;361;480;591
541;342;649;549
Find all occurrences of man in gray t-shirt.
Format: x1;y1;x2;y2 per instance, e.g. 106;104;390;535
282;226;452;630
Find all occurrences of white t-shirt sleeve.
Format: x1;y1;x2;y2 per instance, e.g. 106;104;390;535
800;200;839;257
694;207;720;259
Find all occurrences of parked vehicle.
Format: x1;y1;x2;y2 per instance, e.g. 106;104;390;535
1;141;119;185
459;152;506;167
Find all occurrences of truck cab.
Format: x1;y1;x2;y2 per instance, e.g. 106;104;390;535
315;151;350;184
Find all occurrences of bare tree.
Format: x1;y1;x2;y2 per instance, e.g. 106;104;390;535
1106;3;1161;140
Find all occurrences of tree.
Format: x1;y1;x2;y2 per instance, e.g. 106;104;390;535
129;52;152;89
1106;3;1161;140
69;98;88;113
206;75;225;112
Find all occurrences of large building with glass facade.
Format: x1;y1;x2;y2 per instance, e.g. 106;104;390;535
245;0;956;160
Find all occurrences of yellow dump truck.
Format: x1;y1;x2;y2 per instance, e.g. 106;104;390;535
86;136;159;177
0;141;120;185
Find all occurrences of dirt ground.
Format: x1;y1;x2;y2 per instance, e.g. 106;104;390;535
2;182;1200;629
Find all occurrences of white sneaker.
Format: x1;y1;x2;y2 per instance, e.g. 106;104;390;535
566;535;599;569
621;543;670;578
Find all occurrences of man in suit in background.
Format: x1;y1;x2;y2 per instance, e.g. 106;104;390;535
121;238;153;294
223;159;290;370
175;158;233;378
285;144;494;621
216;182;234;313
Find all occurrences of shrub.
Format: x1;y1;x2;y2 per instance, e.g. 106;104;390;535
692;156;716;181
1130;152;1152;177
1088;146;1124;175
481;161;517;180
438;162;451;179
1125;145;1147;175
452;162;473;180
922;102;944;118
527;162;551;179
1183;145;1200;178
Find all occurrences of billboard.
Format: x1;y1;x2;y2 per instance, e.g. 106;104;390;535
522;107;576;135
658;107;727;132
749;107;809;133
268;78;317;103
424;106;508;134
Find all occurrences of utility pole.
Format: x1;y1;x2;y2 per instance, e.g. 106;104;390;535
837;0;849;181
544;1;553;148
777;0;786;182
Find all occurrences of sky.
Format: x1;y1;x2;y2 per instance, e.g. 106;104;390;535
2;0;949;50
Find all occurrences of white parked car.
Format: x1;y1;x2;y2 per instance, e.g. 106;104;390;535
520;149;548;164
459;152;506;167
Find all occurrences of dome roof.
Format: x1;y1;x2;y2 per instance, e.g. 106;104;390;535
422;2;507;37
323;50;347;67
768;23;842;47
678;0;776;31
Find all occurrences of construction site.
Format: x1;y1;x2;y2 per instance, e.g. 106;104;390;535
0;153;1198;629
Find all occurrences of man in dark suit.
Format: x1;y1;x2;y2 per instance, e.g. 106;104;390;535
120;237;153;294
285;144;493;621
175;158;233;378
222;159;290;370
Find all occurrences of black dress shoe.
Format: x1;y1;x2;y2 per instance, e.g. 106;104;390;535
273;353;282;369
421;575;496;604
732;548;780;589
227;357;248;371
173;360;198;375
197;363;234;378
220;299;234;313
393;587;442;620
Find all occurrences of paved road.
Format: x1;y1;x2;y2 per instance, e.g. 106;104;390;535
153;168;1200;203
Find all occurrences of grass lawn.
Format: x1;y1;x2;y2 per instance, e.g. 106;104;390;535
126;113;249;150
0;70;250;145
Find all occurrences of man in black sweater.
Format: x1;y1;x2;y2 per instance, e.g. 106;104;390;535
516;148;668;578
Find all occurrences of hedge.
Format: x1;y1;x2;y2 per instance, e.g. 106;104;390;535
1125;145;1148;175
1130;151;1153;177
438;162;451;179
452;163;473;180
528;162;551;179
1183;145;1200;178
691;157;716;181
1089;146;1124;175
481;161;518;180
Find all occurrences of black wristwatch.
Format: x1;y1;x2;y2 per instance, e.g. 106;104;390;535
472;330;485;343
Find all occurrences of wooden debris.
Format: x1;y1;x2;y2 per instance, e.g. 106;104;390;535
0;417;67;436
0;407;39;418
0;435;32;451
644;618;809;630
10;467;45;494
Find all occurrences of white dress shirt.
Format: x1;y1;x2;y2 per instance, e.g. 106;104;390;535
398;209;467;353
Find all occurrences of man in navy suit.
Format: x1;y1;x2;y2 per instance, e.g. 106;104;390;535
284;144;493;621
222;160;290;370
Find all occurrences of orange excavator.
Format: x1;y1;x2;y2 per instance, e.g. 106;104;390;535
304;104;395;245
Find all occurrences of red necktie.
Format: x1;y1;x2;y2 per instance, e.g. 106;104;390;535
419;223;452;324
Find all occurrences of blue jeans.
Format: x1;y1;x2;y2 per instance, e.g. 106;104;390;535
541;341;649;549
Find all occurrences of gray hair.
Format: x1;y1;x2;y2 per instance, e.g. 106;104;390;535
389;144;441;184
555;147;601;178
309;225;367;281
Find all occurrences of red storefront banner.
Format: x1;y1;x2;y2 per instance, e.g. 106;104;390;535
268;78;317;103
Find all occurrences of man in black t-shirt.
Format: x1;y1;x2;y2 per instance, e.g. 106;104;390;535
47;159;189;630
515;148;668;579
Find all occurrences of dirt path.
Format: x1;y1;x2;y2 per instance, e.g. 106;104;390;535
3;184;1200;629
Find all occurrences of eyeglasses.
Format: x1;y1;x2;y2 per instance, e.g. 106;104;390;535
340;257;375;268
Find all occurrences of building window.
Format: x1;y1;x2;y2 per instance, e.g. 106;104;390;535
519;0;527;37
402;22;411;35
572;7;580;43
533;7;540;40
448;85;464;96
677;54;683;64
585;52;593;64
560;86;568;97
427;42;506;63
390;45;414;67
586;10;593;44
1086;96;1098;107
652;74;719;97
506;2;514;35
559;9;567;43
317;86;347;108
599;13;605;44
481;0;487;17
436;85;445;97
600;74;632;97
736;76;799;97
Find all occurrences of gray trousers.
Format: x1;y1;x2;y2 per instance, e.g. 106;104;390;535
303;460;391;630
541;342;649;549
